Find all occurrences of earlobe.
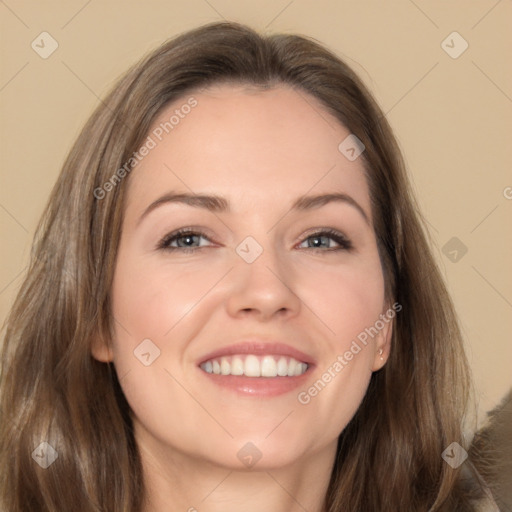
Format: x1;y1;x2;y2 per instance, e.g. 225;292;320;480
90;336;114;363
372;348;387;371
372;316;392;371
372;346;389;371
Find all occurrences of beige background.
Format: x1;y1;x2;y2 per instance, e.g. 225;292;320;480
1;1;511;426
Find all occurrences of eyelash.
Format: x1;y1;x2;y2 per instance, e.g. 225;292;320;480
156;228;353;254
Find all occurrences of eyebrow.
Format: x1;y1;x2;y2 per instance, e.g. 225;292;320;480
137;191;370;226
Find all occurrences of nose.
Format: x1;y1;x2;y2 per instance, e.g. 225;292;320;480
225;241;302;322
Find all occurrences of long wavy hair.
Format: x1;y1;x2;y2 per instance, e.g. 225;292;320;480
0;21;482;511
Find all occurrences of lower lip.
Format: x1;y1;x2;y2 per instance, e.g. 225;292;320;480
198;367;313;397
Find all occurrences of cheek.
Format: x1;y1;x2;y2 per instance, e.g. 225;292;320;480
110;254;223;341
107;251;227;403
298;356;373;445
108;254;224;451
297;254;386;350
292;253;384;416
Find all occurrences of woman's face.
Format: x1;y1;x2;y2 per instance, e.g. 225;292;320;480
93;83;391;471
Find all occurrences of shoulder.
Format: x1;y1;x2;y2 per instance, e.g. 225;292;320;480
465;388;512;511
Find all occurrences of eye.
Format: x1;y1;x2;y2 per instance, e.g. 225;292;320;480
157;227;353;254
157;228;213;253
297;229;352;252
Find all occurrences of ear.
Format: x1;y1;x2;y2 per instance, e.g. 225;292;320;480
371;310;394;371
90;333;114;363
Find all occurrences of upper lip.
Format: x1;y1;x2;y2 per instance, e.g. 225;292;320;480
197;340;317;366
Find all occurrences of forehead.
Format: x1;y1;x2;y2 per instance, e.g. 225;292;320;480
124;83;371;220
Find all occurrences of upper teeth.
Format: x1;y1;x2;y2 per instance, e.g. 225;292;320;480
200;355;308;377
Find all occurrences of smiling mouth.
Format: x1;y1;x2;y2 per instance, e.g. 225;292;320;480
200;354;309;378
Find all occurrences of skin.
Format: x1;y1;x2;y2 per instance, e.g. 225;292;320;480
92;83;392;512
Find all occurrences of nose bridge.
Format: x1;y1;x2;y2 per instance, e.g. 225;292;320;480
238;235;282;281
225;229;301;318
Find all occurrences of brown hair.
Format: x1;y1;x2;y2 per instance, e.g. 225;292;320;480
0;21;482;511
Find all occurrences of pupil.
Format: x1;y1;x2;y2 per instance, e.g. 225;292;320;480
311;236;326;248
179;235;196;247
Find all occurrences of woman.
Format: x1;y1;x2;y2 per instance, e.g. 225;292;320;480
0;21;494;511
